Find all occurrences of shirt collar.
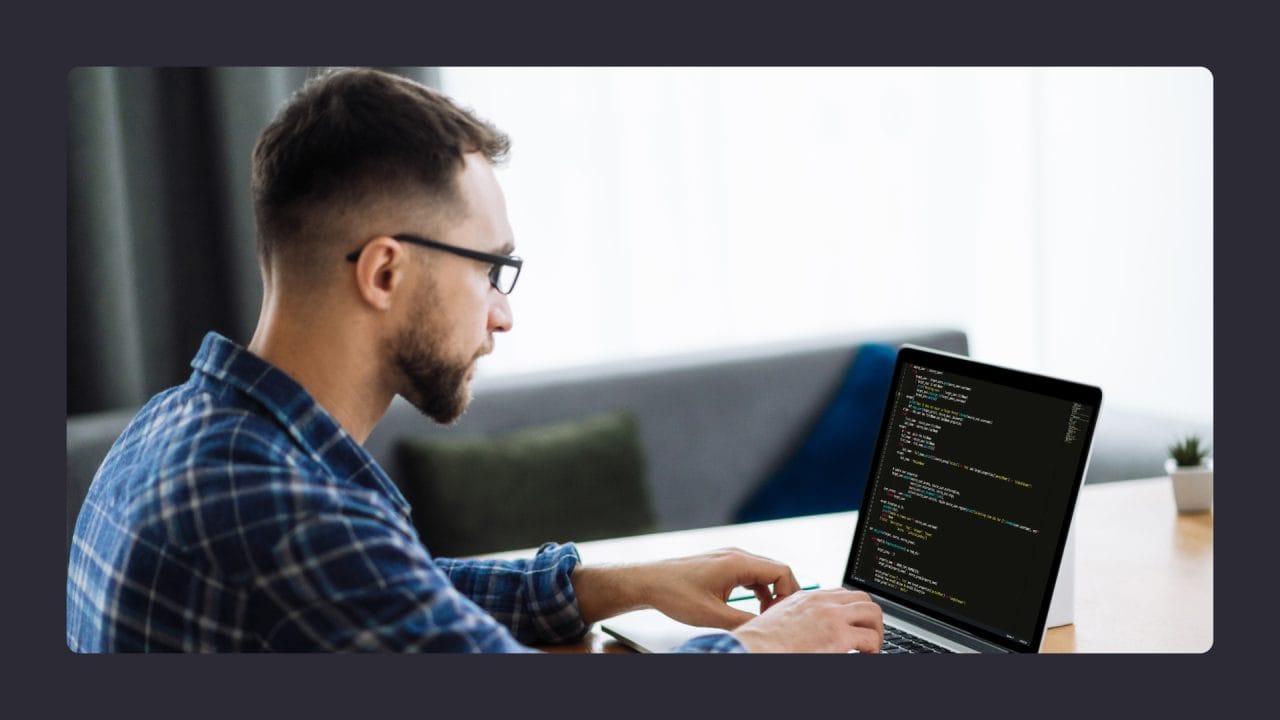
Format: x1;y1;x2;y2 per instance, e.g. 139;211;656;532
189;331;411;516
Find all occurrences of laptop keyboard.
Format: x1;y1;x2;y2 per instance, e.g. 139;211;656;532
881;625;954;654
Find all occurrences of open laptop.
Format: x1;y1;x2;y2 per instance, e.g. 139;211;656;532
602;344;1102;653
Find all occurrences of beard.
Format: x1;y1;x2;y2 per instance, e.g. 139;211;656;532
391;288;481;425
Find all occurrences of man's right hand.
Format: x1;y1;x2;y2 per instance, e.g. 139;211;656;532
730;588;884;653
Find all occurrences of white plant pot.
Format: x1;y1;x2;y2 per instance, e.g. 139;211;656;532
1166;458;1213;513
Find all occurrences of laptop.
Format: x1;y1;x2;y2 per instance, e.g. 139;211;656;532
602;344;1102;653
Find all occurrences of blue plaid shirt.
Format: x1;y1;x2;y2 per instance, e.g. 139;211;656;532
67;332;743;653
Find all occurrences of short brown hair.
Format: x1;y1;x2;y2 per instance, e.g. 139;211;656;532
251;68;509;264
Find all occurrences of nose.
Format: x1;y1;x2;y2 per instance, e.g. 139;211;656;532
488;289;513;333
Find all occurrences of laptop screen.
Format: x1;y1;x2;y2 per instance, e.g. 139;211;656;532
844;345;1101;652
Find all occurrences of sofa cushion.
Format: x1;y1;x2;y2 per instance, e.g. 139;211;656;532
364;328;971;531
394;410;654;557
733;343;898;522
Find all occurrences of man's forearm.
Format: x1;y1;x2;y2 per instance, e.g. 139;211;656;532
570;563;658;625
570;548;809;636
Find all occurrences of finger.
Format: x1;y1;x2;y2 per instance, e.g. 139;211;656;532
771;566;802;597
843;602;885;640
847;626;883;653
731;555;802;598
749;583;792;613
845;598;883;620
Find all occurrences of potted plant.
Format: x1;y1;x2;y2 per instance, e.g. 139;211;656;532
1166;435;1212;513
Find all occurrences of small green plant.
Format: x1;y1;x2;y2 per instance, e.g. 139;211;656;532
1168;435;1210;468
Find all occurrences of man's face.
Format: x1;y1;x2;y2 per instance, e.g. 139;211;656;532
390;153;515;423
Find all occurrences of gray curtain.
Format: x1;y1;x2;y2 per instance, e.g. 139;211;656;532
67;67;440;415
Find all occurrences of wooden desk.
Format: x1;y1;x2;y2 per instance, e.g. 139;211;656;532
486;476;1213;653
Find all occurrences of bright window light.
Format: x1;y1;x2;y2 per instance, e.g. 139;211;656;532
440;67;1212;423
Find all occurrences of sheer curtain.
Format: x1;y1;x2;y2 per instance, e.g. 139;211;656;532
440;67;1211;423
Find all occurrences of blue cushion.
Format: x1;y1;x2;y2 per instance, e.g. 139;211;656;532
733;343;898;522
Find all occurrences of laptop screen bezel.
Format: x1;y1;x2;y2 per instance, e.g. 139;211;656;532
842;344;1102;653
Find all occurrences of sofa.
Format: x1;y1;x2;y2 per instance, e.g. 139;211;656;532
66;327;1213;553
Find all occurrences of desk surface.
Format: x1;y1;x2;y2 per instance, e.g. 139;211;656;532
486;476;1212;653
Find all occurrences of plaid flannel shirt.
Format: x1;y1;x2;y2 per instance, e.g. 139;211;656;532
67;332;743;653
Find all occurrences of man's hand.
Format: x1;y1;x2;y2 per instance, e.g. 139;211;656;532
571;547;803;629
731;588;884;653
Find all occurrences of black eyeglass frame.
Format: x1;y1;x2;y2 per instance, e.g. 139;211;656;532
345;234;522;294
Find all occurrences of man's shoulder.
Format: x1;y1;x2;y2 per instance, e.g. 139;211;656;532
112;384;315;480
110;384;373;563
83;380;411;584
99;387;326;532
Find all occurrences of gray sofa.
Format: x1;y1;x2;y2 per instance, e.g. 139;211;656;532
66;327;1212;551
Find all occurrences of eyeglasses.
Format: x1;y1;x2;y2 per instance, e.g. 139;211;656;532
346;234;523;295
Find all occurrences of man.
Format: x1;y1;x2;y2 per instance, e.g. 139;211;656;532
66;68;884;653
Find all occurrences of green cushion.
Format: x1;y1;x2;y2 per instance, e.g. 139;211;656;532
393;411;654;557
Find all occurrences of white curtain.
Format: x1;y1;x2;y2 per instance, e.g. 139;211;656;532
441;67;1211;423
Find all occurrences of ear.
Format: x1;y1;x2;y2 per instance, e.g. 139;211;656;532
351;236;410;311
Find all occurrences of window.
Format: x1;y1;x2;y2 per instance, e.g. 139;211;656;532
441;67;1212;422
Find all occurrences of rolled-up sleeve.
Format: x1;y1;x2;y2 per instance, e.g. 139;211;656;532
434;542;589;645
